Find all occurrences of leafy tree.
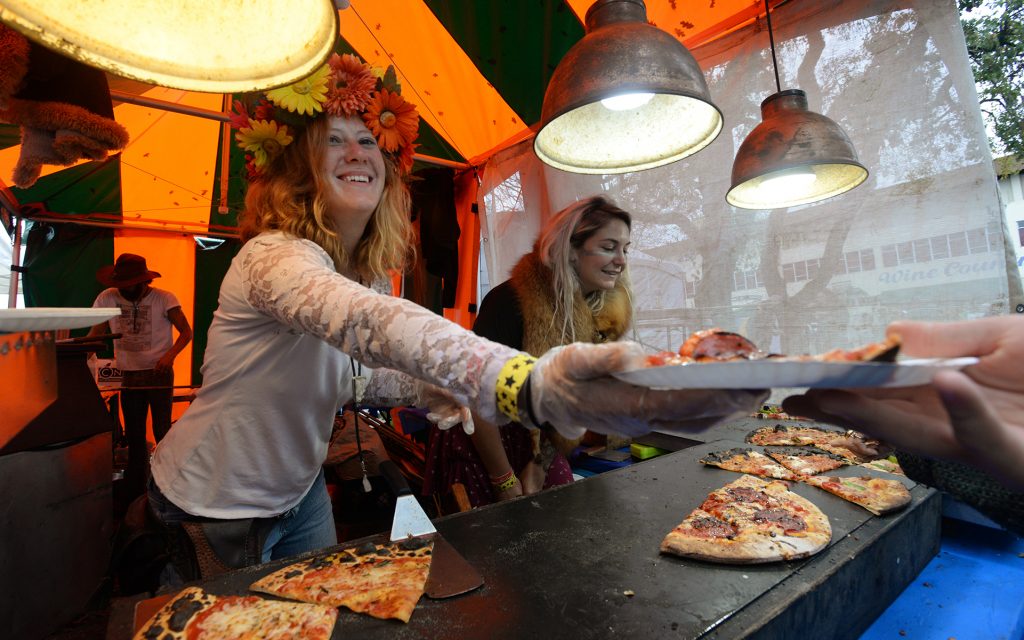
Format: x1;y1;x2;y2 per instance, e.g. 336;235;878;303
959;0;1024;161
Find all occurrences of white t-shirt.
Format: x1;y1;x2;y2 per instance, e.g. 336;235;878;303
151;232;516;519
92;287;181;371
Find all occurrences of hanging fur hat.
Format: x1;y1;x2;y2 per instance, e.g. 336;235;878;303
0;24;129;188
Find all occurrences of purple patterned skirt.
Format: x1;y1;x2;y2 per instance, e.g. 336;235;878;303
422;422;573;508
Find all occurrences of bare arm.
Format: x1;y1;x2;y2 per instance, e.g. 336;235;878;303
154;307;193;374
469;415;523;500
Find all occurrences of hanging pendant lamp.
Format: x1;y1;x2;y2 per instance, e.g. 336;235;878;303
0;0;338;93
534;0;723;174
726;0;867;210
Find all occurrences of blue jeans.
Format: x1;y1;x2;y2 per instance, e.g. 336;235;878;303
148;470;337;566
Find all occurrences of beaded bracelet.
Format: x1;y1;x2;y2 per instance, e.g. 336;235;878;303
495;354;536;423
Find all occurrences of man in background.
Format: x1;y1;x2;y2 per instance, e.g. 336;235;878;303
88;253;192;499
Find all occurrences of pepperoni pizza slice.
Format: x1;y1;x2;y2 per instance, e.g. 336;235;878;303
661;475;831;564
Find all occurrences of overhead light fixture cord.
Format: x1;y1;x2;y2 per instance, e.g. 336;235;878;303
765;0;782;94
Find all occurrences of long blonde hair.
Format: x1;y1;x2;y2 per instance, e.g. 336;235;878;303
239;116;415;282
536;195;632;342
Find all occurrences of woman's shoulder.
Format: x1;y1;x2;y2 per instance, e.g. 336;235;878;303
242;231;332;264
480;279;520;308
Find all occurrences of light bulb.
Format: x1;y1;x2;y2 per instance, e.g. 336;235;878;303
758;168;817;199
601;92;655;111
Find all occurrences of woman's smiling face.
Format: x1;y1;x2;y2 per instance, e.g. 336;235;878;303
573;218;631;295
321;115;386;226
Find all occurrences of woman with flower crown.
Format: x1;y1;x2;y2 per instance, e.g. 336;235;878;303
146;53;764;576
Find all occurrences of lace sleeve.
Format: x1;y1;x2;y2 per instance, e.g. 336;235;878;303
241;234;516;423
362;367;419;408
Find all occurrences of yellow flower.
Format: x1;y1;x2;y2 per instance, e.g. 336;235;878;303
266;65;330;116
235;119;293;167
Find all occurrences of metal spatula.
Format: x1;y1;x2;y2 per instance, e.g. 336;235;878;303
379;460;484;598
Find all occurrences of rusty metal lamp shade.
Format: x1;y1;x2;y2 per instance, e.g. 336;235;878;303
0;0;338;93
727;90;867;209
534;0;722;174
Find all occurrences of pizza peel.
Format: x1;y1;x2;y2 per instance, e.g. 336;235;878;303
379;460;484;599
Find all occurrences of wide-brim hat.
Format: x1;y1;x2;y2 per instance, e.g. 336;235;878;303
96;253;161;288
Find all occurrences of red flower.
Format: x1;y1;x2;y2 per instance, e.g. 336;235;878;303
324;53;376;117
229;100;251;130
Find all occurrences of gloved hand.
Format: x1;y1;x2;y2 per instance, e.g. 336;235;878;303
416;382;475;435
524;342;767;439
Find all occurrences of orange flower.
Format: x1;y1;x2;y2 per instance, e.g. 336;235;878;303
363;89;418;152
325;53;376;117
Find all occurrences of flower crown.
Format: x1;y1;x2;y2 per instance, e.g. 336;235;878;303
229;53;419;180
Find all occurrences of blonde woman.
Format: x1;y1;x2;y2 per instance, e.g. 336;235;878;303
424;197;634;507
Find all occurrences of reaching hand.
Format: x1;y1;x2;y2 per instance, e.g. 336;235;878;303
783;317;1024;490
417;382;475;434
525;342;768;439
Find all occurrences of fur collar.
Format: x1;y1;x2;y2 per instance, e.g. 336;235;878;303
509;249;632;356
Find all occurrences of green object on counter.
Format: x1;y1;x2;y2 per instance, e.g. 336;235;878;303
631;443;670;460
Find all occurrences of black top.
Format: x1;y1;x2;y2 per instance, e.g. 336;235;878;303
472;280;524;351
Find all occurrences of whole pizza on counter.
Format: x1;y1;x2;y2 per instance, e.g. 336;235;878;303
250;539;433;624
660;475;831;564
132;586;337;640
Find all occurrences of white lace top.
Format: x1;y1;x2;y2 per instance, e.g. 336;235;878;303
151;231;517;518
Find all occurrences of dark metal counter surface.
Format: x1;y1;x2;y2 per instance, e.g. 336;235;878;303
109;427;940;640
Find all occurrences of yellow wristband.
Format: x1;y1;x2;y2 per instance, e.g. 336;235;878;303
493;474;518;492
495;354;536;423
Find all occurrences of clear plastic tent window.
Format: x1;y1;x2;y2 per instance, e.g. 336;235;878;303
478;0;1017;368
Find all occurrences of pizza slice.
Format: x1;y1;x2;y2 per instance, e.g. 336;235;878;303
250;539;433;624
800;474;911;515
746;425;885;465
679;328;761;361
752;404;811;421
745;424;847;447
661;475;831;564
700;447;800;481
858;457;905;476
765;446;850;476
809;335;901;363
815;442;878;465
132;586;337;640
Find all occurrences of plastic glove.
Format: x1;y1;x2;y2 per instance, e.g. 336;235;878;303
524;342;768;439
416;382;475;435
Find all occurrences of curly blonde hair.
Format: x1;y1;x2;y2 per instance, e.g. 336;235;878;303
239;116;415;282
536;195;632;343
